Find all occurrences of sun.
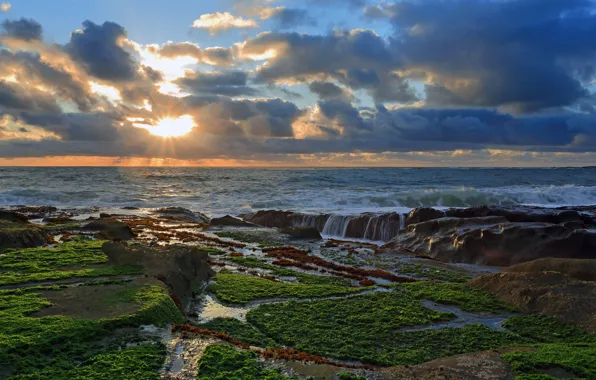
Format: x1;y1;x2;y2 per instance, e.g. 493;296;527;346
149;115;195;138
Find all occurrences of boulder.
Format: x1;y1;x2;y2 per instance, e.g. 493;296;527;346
209;215;258;227
43;215;74;224
0;210;29;223
102;242;214;309
506;258;596;282
83;219;135;241
406;208;446;225
382;216;596;266
0;219;50;249
471;272;596;333
280;227;322;240
152;207;210;223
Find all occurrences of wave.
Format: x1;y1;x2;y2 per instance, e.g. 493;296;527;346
1;185;595;213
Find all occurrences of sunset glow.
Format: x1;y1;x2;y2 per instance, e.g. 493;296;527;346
145;116;196;138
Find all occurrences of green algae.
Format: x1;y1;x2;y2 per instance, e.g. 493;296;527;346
229;256;352;286
397;263;471;283
0;240;143;286
197;344;301;380
0;284;183;378
503;316;596;344
396;282;515;313
207;273;364;304
244;283;524;365
502;343;596;380
195;317;277;347
337;373;367;380
215;231;282;247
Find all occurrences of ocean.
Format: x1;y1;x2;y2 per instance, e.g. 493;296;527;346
0;167;595;216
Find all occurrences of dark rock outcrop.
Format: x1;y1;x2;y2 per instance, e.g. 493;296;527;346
102;242;214;309
406;208;446;225
382;216;596;266
471;272;596;333
209;215;257;227
0;212;51;249
241;210;330;231
280;227;322;240
152;207;210;223
83;219;135;241
0;210;29;223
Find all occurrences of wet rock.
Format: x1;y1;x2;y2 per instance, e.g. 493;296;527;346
82;218;135;241
0;210;29;223
280;227;322;240
102;242;214;309
507;258;596;282
153;207;210;223
382;216;596;266
0;216;50;249
42;215;74;224
471;272;596;333
209;215;257;227
445;205;594;226
121;206;140;210
241;210;331;231
406;208;446;225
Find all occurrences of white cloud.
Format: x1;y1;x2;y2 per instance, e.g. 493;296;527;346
191;12;259;35
0;2;11;12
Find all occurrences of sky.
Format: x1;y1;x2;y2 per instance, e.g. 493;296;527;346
1;0;596;167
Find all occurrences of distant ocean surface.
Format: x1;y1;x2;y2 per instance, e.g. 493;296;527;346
0;167;595;216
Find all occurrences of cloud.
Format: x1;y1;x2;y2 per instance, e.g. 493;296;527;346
176;71;258;97
0;2;10;12
156;42;235;66
2;18;43;41
388;0;594;112
260;7;316;29
191;12;259;35
65;21;138;82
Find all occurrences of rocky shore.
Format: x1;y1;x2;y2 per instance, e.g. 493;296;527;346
0;204;595;379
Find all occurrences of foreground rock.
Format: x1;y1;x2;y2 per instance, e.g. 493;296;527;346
209;215;257;227
152;207;210;223
471;272;596;333
83;218;135;240
382;216;596;266
507;258;596;282
0;211;51;249
102;242;214;309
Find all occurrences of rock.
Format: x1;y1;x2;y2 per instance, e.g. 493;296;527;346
280;227;322;240
406;208;446;225
82;219;135;241
471;272;596;333
445;205;594;226
152;207;210;223
209;215;258;227
0;219;51;249
102;242;214;309
382;216;596;266
0;210;29;223
42;215;74;224
121;206;140;210
506;258;596;282
11;206;58;219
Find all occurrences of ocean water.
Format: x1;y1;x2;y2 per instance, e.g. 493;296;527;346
0;167;595;216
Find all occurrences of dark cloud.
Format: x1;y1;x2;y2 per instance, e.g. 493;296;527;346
1;18;43;40
266;8;316;29
0;80;60;113
389;0;595;112
18;112;122;142
309;81;345;99
177;71;258;97
65;21;137;82
0;50;97;112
